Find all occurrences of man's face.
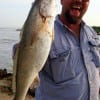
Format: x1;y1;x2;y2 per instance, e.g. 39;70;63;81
61;0;89;24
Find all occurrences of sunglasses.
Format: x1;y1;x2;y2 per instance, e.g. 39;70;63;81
75;0;89;2
83;0;89;2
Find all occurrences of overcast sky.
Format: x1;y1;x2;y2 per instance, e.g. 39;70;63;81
0;0;100;28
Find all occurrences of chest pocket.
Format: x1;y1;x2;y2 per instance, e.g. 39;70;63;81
49;48;75;84
88;37;100;67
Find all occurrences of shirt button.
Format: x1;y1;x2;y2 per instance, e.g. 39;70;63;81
90;80;92;84
88;47;90;51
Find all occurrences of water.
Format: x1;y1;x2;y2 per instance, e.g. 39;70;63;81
0;28;20;73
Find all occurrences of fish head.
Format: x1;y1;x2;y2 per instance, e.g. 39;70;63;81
39;0;56;18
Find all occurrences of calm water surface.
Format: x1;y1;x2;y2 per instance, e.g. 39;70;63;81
0;28;20;73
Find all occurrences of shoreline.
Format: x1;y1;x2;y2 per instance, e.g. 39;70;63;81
0;69;35;100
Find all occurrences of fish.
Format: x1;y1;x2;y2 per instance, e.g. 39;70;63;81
14;0;56;100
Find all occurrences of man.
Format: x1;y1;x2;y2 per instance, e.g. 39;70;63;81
35;0;100;100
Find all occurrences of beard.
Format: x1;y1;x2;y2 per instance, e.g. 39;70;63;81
65;11;82;24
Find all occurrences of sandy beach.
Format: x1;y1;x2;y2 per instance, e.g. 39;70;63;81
0;72;35;100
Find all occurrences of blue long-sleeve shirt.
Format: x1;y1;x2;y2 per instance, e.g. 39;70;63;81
35;16;100;100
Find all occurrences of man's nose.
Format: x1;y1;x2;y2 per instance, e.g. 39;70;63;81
74;0;83;3
75;0;82;2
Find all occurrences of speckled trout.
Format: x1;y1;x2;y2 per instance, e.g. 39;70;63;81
14;0;56;100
